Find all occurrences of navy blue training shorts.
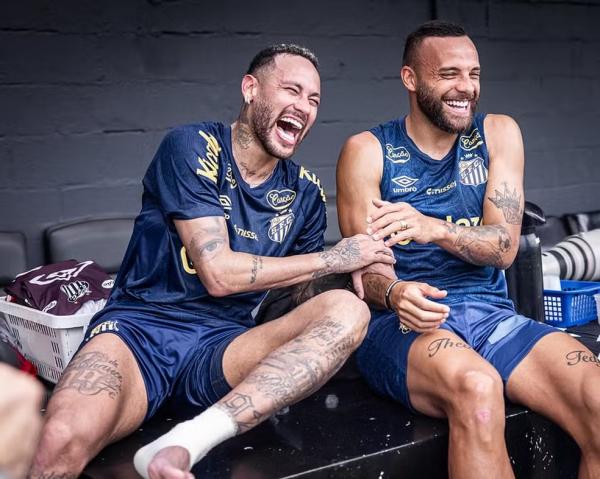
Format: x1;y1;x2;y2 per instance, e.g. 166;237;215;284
81;301;249;419
356;299;558;412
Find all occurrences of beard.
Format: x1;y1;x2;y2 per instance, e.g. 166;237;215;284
416;82;478;134
250;98;297;159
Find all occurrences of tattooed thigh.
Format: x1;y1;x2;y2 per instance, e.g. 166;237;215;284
54;351;123;399
565;350;600;368
427;337;472;358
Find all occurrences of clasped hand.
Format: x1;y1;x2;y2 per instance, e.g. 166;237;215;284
365;199;449;332
366;198;440;247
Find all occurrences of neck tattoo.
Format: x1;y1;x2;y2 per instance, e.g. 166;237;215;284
235;123;254;150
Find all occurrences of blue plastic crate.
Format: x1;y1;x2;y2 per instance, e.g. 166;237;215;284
543;280;600;327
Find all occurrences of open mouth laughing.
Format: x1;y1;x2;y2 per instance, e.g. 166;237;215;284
444;98;471;115
276;115;305;146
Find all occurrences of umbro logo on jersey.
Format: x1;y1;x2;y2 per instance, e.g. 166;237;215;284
391;176;418;194
267;189;296;211
459;156;488;186
219;195;232;210
219;195;233;220
392;176;418;188
269;212;295;243
386;144;410;164
459;128;483;151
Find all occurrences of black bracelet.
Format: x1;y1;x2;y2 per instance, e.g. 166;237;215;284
384;279;402;310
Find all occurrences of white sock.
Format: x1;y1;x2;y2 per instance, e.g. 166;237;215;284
133;406;238;479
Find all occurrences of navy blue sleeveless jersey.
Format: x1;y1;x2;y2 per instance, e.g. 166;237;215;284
110;122;327;318
372;113;508;304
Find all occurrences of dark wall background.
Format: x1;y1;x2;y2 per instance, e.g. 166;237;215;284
2;0;600;266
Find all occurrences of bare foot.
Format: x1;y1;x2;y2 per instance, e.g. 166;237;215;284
146;446;194;479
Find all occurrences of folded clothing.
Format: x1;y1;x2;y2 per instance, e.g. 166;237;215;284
4;259;113;315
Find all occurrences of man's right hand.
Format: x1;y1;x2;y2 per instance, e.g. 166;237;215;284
389;281;450;333
326;234;395;275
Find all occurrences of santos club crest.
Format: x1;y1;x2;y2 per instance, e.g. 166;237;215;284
459;156;488;186
268;211;295;243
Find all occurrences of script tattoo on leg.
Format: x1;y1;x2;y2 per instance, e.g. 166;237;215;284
314;238;360;278
565;350;600;367
428;337;472;358
488;182;523;225
53;351;123;399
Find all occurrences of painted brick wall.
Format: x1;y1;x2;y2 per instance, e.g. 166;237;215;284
1;0;599;266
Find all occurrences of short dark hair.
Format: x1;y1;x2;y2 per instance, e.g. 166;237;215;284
246;43;319;75
402;21;467;67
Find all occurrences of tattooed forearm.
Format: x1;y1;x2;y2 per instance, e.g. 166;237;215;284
428;337;472;358
362;274;390;309
488;182;523;225
441;222;512;268
314;238;360;278
565;350;600;367
53;351;123;399
249;255;263;284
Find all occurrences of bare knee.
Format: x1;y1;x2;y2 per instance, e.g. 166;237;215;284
32;411;91;475
446;369;505;440
312;289;370;346
581;375;600;417
578;376;600;451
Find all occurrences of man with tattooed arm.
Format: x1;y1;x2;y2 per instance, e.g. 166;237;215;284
31;44;394;479
337;21;600;478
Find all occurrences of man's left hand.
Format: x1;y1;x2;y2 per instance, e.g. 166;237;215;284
366;198;442;247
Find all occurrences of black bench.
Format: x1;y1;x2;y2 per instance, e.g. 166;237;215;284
82;369;580;478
